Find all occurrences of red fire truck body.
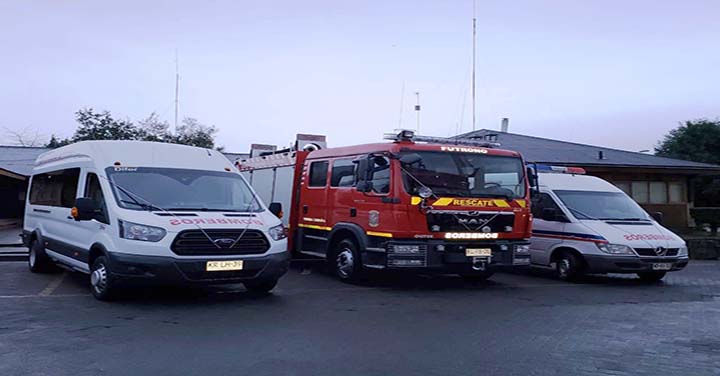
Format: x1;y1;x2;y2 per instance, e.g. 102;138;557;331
237;132;533;281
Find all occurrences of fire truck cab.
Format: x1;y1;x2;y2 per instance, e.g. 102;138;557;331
238;131;534;282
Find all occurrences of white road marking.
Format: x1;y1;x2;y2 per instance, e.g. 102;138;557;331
0;294;88;299
38;272;67;296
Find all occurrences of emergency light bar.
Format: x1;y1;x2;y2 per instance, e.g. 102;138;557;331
534;164;586;174
383;130;500;148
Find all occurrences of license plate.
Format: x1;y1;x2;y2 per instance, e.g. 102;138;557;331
466;248;492;257
652;263;672;271
206;260;244;271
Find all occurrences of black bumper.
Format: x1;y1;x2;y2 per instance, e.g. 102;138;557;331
106;251;290;286
584;254;689;274
362;238;530;272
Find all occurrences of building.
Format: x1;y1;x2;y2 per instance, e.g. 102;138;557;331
461;129;720;229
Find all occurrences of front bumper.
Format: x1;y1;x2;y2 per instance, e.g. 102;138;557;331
584;254;689;274
362;239;530;272
106;251;291;286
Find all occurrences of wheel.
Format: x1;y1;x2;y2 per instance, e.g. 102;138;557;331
244;279;278;293
555;251;584;281
637;272;667;283
330;239;362;282
28;238;55;273
460;271;495;282
90;256;117;301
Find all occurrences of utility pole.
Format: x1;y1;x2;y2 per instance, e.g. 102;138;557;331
414;91;421;132
174;50;180;134
472;0;477;131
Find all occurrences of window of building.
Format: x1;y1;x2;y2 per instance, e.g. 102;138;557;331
668;182;684;203
330;159;356;187
308;161;329;187
631;181;649;203
649;182;667;204
29;168;80;208
84;173;109;224
614;182;631;196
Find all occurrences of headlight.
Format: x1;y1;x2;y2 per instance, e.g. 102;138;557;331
119;220;166;242
678;246;688;257
268;224;287;241
596;243;634;255
515;244;531;254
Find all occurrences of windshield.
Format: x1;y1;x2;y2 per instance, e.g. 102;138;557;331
105;167;262;212
554;190;649;220
399;151;526;199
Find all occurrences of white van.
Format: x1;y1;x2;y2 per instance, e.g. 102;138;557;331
529;166;688;282
22;141;289;300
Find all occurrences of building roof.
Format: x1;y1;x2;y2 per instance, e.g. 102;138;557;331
0;146;49;177
460;129;720;171
0;145;249;177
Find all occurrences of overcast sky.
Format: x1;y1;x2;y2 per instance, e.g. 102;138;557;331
1;0;718;153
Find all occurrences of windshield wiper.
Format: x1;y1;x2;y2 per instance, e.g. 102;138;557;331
120;200;162;211
601;217;651;221
163;207;240;212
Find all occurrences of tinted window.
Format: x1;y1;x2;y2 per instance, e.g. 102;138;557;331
531;193;562;218
84;173;109;223
369;156;390;194
554;190;650;221
308;161;328;187
331;159;356;187
29;168;80;208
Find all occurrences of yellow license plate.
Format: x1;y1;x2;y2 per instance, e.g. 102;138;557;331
206;260;244;271
466;248;492;257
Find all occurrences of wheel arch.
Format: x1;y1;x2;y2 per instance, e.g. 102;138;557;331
326;222;367;256
88;243;110;266
550;246;587;267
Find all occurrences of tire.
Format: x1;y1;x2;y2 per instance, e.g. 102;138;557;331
244;279;278;293
637;272;667;283
460;271;495;282
555;251;584;281
90;256;118;301
28;238;55;273
330;239;362;283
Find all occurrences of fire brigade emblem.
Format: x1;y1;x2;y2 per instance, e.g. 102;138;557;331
368;210;380;227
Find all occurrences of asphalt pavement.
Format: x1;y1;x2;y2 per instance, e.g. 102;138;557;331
1;260;719;376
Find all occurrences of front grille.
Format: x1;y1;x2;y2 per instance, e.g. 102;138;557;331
426;212;515;232
634;248;679;257
171;229;270;256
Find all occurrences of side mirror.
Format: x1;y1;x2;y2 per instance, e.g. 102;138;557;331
355;158;369;181
526;166;538;190
356;181;373;193
268;202;283;218
650;211;663;224
541;207;565;222
72;198;100;221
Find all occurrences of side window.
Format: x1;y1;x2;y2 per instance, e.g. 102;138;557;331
308;161;329;187
84;173;109;224
29;168;80;208
331;159;356;187
369;156;390;194
532;193;562;219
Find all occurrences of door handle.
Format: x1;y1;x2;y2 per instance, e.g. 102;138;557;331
66;216;74;220
303;205;308;214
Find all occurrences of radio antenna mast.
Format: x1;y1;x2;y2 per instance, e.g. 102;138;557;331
174;50;180;134
472;0;477;131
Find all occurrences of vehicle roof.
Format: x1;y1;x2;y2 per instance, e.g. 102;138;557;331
306;141;522;159
538;172;623;193
34;141;234;173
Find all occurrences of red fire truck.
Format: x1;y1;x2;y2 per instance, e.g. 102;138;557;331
237;130;535;282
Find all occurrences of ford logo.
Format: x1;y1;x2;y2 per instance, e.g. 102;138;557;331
214;238;235;248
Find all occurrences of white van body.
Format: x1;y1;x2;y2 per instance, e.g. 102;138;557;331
530;172;688;281
23;141;289;299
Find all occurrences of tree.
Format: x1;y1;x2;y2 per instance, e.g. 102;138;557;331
655;119;720;165
172;117;218;149
3;126;44;147
44;109;221;150
138;112;171;142
656;119;720;209
73;108;142;142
